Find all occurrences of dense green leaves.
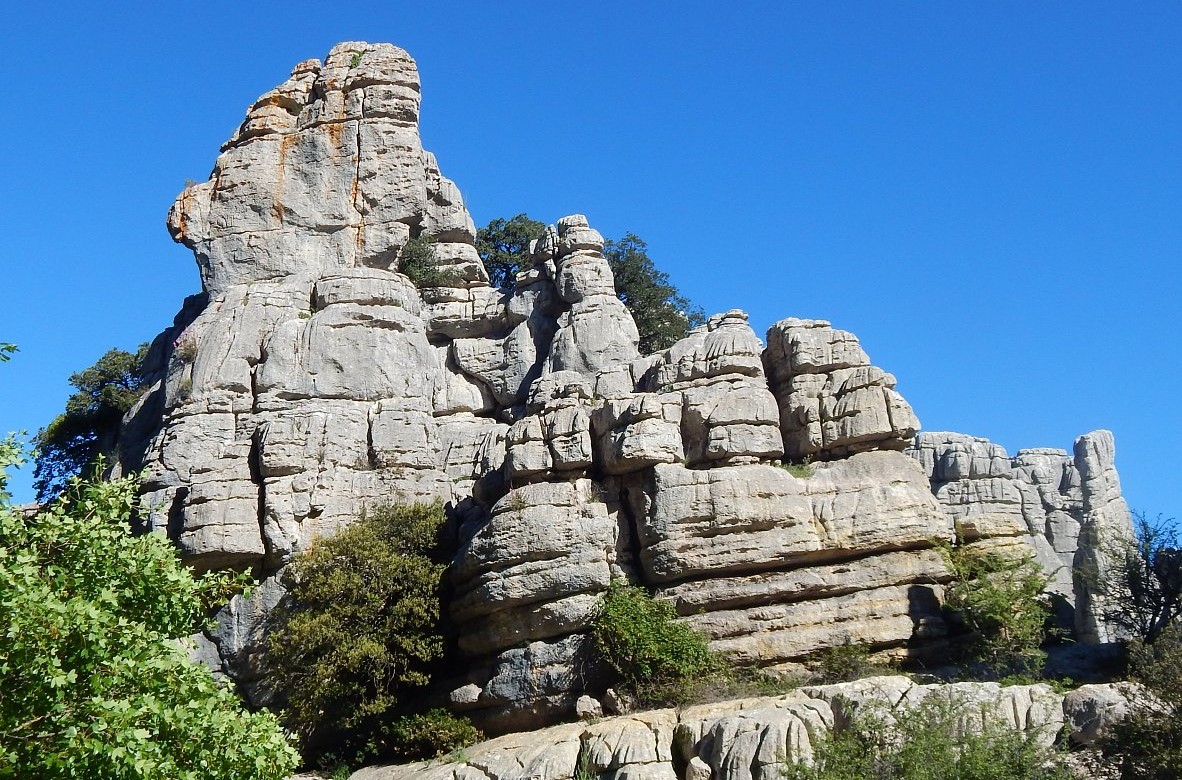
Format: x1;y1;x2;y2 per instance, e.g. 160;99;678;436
1101;622;1182;779
399;236;461;288
784;690;1072;780
602;234;705;354
475;214;546;290
590;580;717;696
940;542;1051;677
264;501;478;764
33;345;149;502
0;457;298;780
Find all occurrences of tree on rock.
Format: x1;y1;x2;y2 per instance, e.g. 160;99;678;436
475;213;546;290
33;345;148;501
603;233;706;354
475;216;705;354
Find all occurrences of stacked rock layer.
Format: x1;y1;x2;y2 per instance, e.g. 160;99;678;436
119;42;1132;733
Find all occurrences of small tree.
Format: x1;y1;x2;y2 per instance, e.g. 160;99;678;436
590;581;717;699
940;542;1052;677
399;235;461;288
263;501;479;765
1101;622;1182;780
475;213;546;290
603;234;706;354
1094;512;1182;643
33;345;149;501
0;460;298;779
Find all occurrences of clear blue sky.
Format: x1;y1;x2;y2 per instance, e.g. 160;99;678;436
1;2;1178;515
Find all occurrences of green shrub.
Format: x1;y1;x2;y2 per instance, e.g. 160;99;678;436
590;581;718;700
384;709;482;761
1101;622;1182;779
0;461;297;780
264;501;476;765
1091;511;1182;642
399;235;461;288
939;541;1051;677
812;641;884;683
784;689;1072;780
779;460;813;479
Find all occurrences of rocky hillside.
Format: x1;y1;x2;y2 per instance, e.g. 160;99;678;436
116;42;1133;735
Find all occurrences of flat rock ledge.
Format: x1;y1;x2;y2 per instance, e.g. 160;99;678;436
348;676;1133;780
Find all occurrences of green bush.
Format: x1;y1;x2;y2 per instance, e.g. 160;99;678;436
940;541;1051;677
1101;621;1182;779
1092;512;1182;642
384;709;483;761
590;580;718;699
784;689;1072;780
264;501;479;764
0;459;297;780
399;235;461;288
811;641;884;683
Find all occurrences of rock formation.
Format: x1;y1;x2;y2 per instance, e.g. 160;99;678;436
352;676;1127;780
117;42;1133;733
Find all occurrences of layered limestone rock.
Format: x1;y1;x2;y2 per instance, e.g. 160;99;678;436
122;41;1133;732
353;676;1105;780
906;429;1134;640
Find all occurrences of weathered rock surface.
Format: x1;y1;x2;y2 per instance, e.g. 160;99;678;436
351;677;1113;780
906;429;1134;640
121;41;1134;734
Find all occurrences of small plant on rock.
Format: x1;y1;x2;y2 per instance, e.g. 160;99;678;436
399;235;461;289
590;580;719;702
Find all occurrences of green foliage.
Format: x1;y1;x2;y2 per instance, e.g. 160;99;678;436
784;690;1072;780
1101;622;1182;780
0;461;298;780
779;460;813;479
264;501;476;763
475;213;546;290
33;345;149;502
399;235;461;288
349;50;365;68
474;216;706;354
1095;511;1182;642
939;541;1051;677
590;580;718;698
811;641;882;683
603;234;706;354
384;709;482;761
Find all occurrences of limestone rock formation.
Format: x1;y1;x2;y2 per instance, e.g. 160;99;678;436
352;676;1110;780
119;41;1133;733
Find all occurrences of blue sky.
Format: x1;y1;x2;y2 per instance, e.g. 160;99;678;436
0;2;1178;514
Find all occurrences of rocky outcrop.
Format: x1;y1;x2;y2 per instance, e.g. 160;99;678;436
352;676;1111;780
906;429;1134;639
121;41;1133;732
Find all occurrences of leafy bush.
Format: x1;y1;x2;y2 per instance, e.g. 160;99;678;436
399;235;461;288
590;580;718;699
784;689;1072;780
1092;511;1182;642
476;213;546;290
940;541;1051;677
384;709;483;761
264;501;479;764
0;459;297;780
811;641;885;683
603;234;706;354
1101;621;1182;779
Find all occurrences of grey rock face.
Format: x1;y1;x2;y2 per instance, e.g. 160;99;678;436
905;429;1133;641
127;41;1134;735
352;677;1087;780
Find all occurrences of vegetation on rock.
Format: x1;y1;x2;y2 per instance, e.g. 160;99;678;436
939;541;1052;678
32;345;148;502
1101;621;1182;780
475;213;546;290
475;216;705;354
1091;511;1182;643
0;454;297;779
783;689;1073;780
590;580;718;699
399;235;461;288
263;501;479;765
